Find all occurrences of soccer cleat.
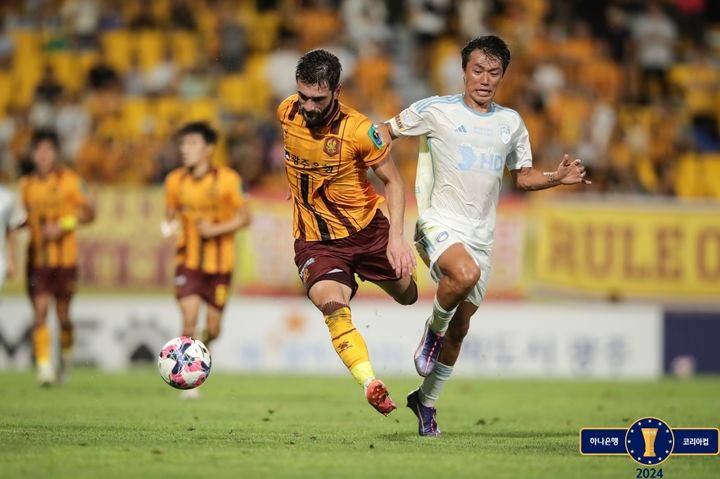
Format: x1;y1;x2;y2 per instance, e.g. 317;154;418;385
365;379;396;416
414;319;444;377
406;389;441;437
37;362;56;387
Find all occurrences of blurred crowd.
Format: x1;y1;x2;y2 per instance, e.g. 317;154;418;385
0;0;718;197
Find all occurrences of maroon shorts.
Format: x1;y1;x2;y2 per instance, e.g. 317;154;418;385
27;266;77;299
294;210;400;299
174;265;232;311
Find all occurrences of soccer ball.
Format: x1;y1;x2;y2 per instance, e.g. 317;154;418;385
157;336;212;390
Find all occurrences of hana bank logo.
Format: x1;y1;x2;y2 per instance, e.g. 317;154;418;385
580;416;719;465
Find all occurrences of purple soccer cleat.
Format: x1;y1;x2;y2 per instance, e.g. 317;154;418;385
406;389;441;437
414;319;444;377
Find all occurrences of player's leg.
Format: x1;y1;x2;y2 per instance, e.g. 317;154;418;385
309;278;396;416
178;295;202;337
412;238;480;377
55;295;73;384
408;301;477;436
175;266;203;337
28;266;54;385
374;273;418;305
432;243;481;333
55;267;78;384
357;211;418;306
176;294;202;400
199;274;230;348
30;292;53;385
202;305;222;348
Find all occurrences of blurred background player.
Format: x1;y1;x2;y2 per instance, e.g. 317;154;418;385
380;35;590;436
19;129;94;386
163;121;250;397
0;183;24;292
278;49;417;416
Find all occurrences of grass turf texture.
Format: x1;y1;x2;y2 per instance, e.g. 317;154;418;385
1;370;718;479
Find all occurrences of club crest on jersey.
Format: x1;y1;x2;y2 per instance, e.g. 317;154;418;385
368;125;383;149
323;137;341;157
499;125;511;144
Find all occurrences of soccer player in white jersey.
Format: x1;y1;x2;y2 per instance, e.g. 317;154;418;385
379;35;590;436
0;185;23;291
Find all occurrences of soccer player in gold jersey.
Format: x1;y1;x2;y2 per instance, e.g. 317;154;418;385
20;130;94;385
278;49;418;416
164;122;250;379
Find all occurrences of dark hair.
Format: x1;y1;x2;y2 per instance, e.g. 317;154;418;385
461;35;511;73
31;129;60;150
176;121;219;144
295;49;342;91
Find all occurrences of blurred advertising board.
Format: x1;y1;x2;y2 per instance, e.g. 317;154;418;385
4;187;527;299
0;296;661;378
532;198;720;302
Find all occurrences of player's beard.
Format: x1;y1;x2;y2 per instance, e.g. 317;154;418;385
302;100;336;128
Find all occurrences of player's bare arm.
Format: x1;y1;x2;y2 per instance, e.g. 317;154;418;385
196;205;251;239
372;156;416;278
511;154;591;191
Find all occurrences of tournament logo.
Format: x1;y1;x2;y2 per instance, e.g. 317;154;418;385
499;124;511;144
580;416;719;466
625;417;674;465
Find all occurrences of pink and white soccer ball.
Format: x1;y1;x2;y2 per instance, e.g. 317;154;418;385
157;336;212;390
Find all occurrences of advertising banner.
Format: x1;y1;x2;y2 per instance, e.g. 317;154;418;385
0;296;661;378
533;199;720;300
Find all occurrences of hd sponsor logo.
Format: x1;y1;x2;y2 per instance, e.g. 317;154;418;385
580;416;719;472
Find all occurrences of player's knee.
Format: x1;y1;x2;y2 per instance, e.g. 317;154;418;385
452;264;481;294
396;281;418;305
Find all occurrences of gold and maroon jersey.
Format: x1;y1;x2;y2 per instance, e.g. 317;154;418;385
277;95;390;241
165;165;245;274
20;167;90;268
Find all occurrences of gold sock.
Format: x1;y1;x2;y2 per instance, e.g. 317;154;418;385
324;306;375;386
33;325;51;365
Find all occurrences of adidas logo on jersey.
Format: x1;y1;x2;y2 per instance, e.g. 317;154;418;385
454;125;468;133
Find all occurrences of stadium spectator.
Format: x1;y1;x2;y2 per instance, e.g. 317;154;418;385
278;49;417;416
170;0;197;31
20;129;95;386
163;121;250;398
216;6;247;73
379;35;590;436
630;1;678;103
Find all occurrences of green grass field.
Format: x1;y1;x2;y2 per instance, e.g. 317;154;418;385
1;369;718;479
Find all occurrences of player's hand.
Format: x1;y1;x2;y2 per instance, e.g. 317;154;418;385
196;219;216;238
556;154;591;185
160;218;179;238
42;221;63;240
387;234;417;278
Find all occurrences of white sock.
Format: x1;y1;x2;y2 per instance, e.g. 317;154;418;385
430;297;456;335
418;362;453;407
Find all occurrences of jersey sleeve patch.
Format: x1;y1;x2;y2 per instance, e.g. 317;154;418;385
367;124;384;149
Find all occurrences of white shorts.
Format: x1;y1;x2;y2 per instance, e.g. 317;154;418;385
414;210;491;307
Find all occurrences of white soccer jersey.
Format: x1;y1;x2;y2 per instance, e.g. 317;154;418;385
387;94;532;249
0;186;23;285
